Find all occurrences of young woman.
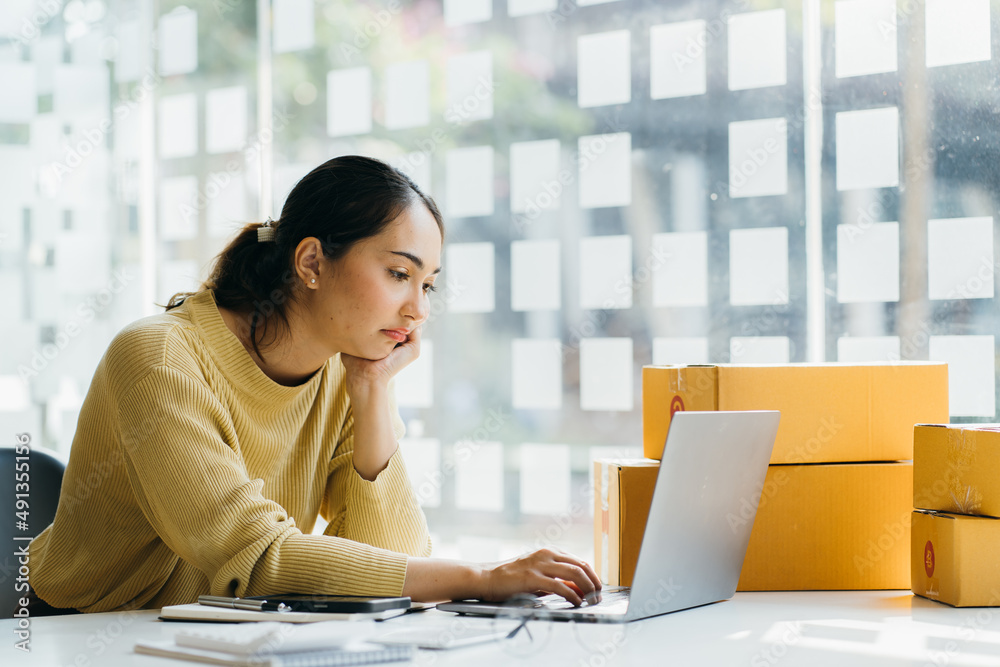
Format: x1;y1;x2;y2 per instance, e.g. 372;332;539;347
28;155;601;614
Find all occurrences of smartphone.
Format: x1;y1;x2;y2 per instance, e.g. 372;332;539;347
243;593;410;613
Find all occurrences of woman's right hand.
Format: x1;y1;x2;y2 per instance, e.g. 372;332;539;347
481;548;602;607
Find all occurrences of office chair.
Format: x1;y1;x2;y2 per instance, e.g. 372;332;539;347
1;443;66;618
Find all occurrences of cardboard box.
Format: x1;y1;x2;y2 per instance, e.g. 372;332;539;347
642;363;948;463
593;458;659;587
738;462;912;591
914;425;1000;518
911;510;1000;607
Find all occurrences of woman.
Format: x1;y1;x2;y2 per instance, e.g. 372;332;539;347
28;155;601;614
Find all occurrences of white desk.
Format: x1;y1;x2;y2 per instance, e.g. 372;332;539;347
4;591;1000;666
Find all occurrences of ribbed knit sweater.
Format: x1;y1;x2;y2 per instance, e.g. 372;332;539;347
29;289;432;612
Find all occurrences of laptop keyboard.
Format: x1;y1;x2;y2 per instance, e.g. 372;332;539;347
534;587;630;613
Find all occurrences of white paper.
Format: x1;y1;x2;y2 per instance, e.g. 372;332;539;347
445;145;494;217
53;65;109;122
927;217;994;300
580;235;632;310
385;60;430;130
510;239;560;311
728;9;787;90
446;51;493;123
159;176;199;241
729;227;789;306
836;107;899;191
205;86;247;154
158;93;198;159
399;438;442;507
835;0;898;78
652;337;710;366
445;242;495;313
455;441;504;511
115;20;141;82
836;221;899;302
650;21;707;100
926;0;991;67
395;340;434;407
930;335;996;417
578;132;631;208
0;62;36;123
652;232;707;307
729;118;788;198
837;336;900;363
730;336;790;364
273;0;314;53
512;338;562;410
580;338;633;411
510;139;562;214
392;152;432;194
207;171;249;239
159;7;198;76
519;443;571;515
327;67;372;137
578;29;631;108
508;0;557;17
444;0;492;26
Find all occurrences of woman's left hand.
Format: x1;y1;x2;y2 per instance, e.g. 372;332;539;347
340;325;422;395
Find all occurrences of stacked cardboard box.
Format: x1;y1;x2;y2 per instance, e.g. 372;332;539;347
637;362;949;590
911;425;1000;606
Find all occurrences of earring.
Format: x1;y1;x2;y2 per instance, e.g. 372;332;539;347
310;279;316;284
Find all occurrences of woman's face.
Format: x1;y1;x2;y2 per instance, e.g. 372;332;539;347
307;203;443;360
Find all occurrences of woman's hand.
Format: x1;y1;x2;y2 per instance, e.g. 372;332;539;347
341;325;422;397
481;548;602;607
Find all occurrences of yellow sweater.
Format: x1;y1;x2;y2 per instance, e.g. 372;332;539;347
30;289;432;612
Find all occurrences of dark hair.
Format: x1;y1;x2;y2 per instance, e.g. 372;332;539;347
166;155;444;359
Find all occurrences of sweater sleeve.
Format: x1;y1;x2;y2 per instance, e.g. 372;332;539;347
320;384;433;557
117;366;411;598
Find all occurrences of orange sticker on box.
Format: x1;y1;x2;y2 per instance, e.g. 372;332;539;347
924;540;935;578
670;395;685;417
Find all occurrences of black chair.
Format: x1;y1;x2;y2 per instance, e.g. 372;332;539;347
1;443;66;618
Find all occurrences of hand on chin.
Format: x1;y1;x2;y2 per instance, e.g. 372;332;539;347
341;326;422;390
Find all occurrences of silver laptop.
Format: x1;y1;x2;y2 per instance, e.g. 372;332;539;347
437;410;780;623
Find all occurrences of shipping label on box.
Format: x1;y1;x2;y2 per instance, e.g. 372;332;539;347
914;425;1000;518
738;462;913;591
643;363;948;464
911;510;1000;607
593;458;659;587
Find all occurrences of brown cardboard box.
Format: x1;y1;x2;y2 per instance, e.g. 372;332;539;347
642;363;948;463
914;425;1000;518
593;458;659;587
911;510;1000;607
737;462;912;591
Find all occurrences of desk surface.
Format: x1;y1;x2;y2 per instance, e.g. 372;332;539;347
4;591;1000;666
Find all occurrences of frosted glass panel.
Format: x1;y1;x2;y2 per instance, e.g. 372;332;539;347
837;336;900;363
445;242;495;313
729;227;789;306
519;443;571;515
930;335;996;417
327;67;372;137
159;176;199;241
578;132;631;209
650;21;706;100
730;336;790;363
159;8;198;76
835;0;898;78
205;86;247;154
512;339;562;409
579;338;633;411
927;217;994;300
273;0;314;54
510;139;562;214
836;107;899;191
728;10;787;91
455;441;504;511
926;0;991;68
652;337;710;366
392;153;432;194
652;232;707;307
396;341;434;408
729;118;788;198
836;221;899;303
580;235;632;310
445;146;494;218
399;438;441;508
159;94;198;159
511;239;561;312
385;61;430;130
578;30;631;108
508;0;557;17
444;0;492;26
446;51;493;123
0;63;36;123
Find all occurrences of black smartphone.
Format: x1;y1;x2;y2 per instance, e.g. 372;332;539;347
243;593;410;613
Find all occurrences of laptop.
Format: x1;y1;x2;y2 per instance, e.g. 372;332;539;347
437;410;780;623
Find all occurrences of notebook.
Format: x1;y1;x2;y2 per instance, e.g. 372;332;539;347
134;640;412;666
160;603;409;623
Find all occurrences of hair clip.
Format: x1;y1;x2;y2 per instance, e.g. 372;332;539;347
257;217;276;243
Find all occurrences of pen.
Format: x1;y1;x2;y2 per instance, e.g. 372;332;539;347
198;595;290;612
